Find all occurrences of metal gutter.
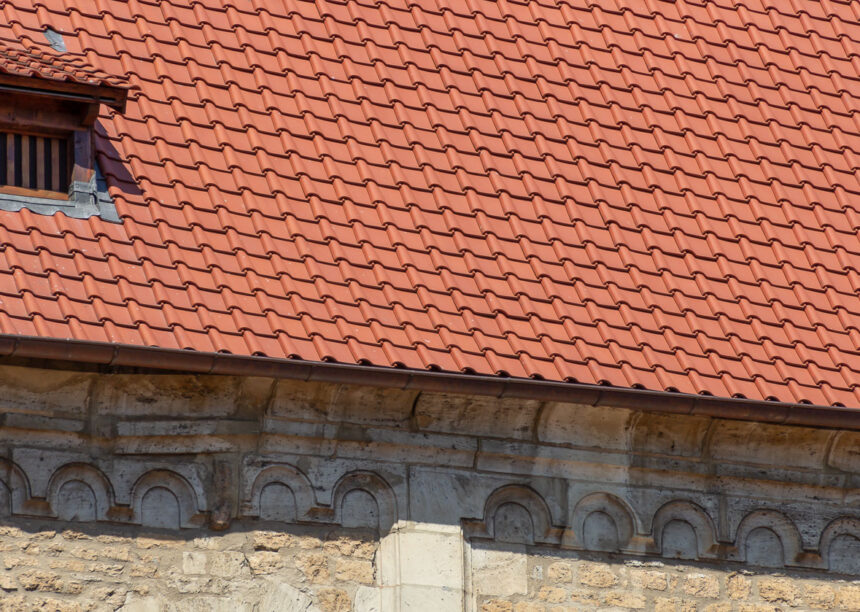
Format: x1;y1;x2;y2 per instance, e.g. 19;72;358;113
0;334;858;430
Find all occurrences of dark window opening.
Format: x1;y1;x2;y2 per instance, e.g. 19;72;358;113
0;131;71;196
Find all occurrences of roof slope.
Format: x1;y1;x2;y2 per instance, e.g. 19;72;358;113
0;0;859;407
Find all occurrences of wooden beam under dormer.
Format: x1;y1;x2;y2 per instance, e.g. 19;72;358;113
0;73;128;112
0;95;91;135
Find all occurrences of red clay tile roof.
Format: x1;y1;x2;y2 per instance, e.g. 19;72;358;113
0;0;859;407
0;23;127;90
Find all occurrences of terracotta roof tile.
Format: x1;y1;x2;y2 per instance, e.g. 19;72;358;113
0;0;859;406
0;23;127;91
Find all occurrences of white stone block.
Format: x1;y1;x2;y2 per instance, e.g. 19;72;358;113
396;526;464;589
182;551;207;575
354;586;381;612
399;585;463;611
259;582;312;612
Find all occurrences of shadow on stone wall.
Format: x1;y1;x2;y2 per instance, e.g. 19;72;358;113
469;537;860;611
463;483;860;577
0;455;858;578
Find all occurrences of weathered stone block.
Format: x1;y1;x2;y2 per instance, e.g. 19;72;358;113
323;535;376;560
836;586;860;611
654;598;697;612
415;393;542;439
632;413;710;457
316;588;351;612
547;561;572;583
632;569;668;591
683;573;720;598
294;552;330;583
726;573;751;600
247;551;284;575
538;402;632;449
536;585;567;602
253;531;293;552
804;583;836;609
604;591;647;609
481;600;513;612
827;432;860;472
709;421;830;470
93;375;239;418
758;577;800;605
578;562;618;587
0;365;92;415
335;558;374;584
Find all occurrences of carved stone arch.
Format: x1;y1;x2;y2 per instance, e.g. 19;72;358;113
332;471;397;532
243;464;316;522
0;458;30;515
479;485;561;546
131;470;202;529
820;517;860;575
651;500;718;560
570;492;635;552
732;509;804;567
46;463;113;522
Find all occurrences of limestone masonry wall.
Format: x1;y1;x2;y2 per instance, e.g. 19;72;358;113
0;520;377;611
0;519;857;611
473;545;860;611
0;362;856;610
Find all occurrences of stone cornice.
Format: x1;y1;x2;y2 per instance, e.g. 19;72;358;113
0;364;856;575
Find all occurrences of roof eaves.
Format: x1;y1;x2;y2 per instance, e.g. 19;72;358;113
0;334;857;431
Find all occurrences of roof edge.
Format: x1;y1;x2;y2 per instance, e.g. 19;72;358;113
1;334;858;430
0;73;128;110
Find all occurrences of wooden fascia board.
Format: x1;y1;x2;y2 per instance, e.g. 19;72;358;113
0;73;128;111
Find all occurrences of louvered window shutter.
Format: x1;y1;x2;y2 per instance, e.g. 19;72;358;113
0;132;71;195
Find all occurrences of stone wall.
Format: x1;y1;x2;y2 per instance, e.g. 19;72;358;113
0;519;377;611
0;521;858;612
0;362;856;610
473;544;860;611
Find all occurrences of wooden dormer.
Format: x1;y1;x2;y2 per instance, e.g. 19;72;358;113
0;37;128;215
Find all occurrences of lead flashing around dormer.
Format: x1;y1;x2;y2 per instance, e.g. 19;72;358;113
0;161;119;221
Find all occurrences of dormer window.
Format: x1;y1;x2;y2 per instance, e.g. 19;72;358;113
0;131;71;198
0;35;128;220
